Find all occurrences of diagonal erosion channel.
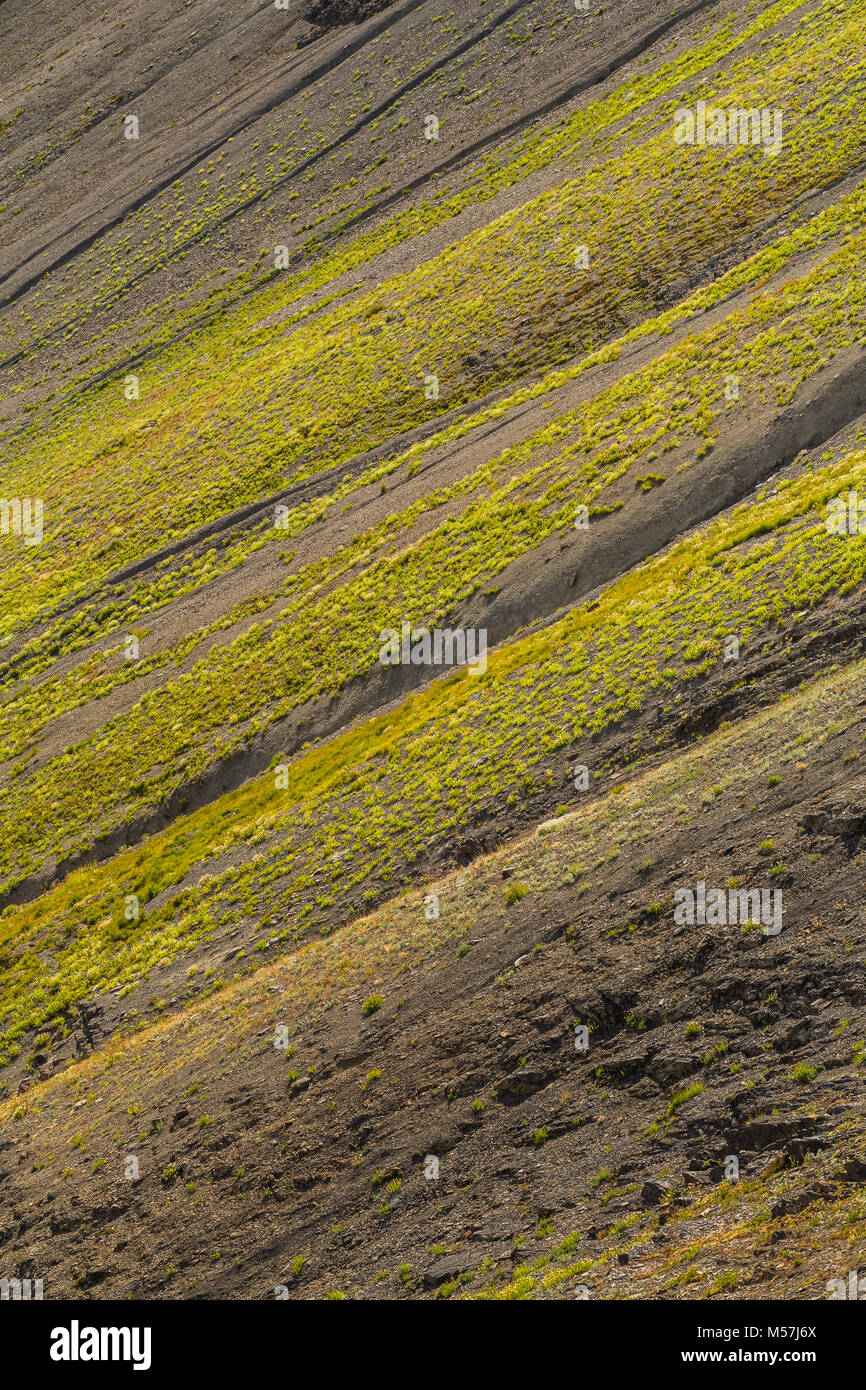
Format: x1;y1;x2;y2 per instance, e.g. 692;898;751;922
1;342;864;912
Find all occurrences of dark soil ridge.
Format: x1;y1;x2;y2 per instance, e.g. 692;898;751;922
469;343;866;640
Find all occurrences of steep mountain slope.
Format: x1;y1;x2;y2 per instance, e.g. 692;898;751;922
0;0;864;1301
